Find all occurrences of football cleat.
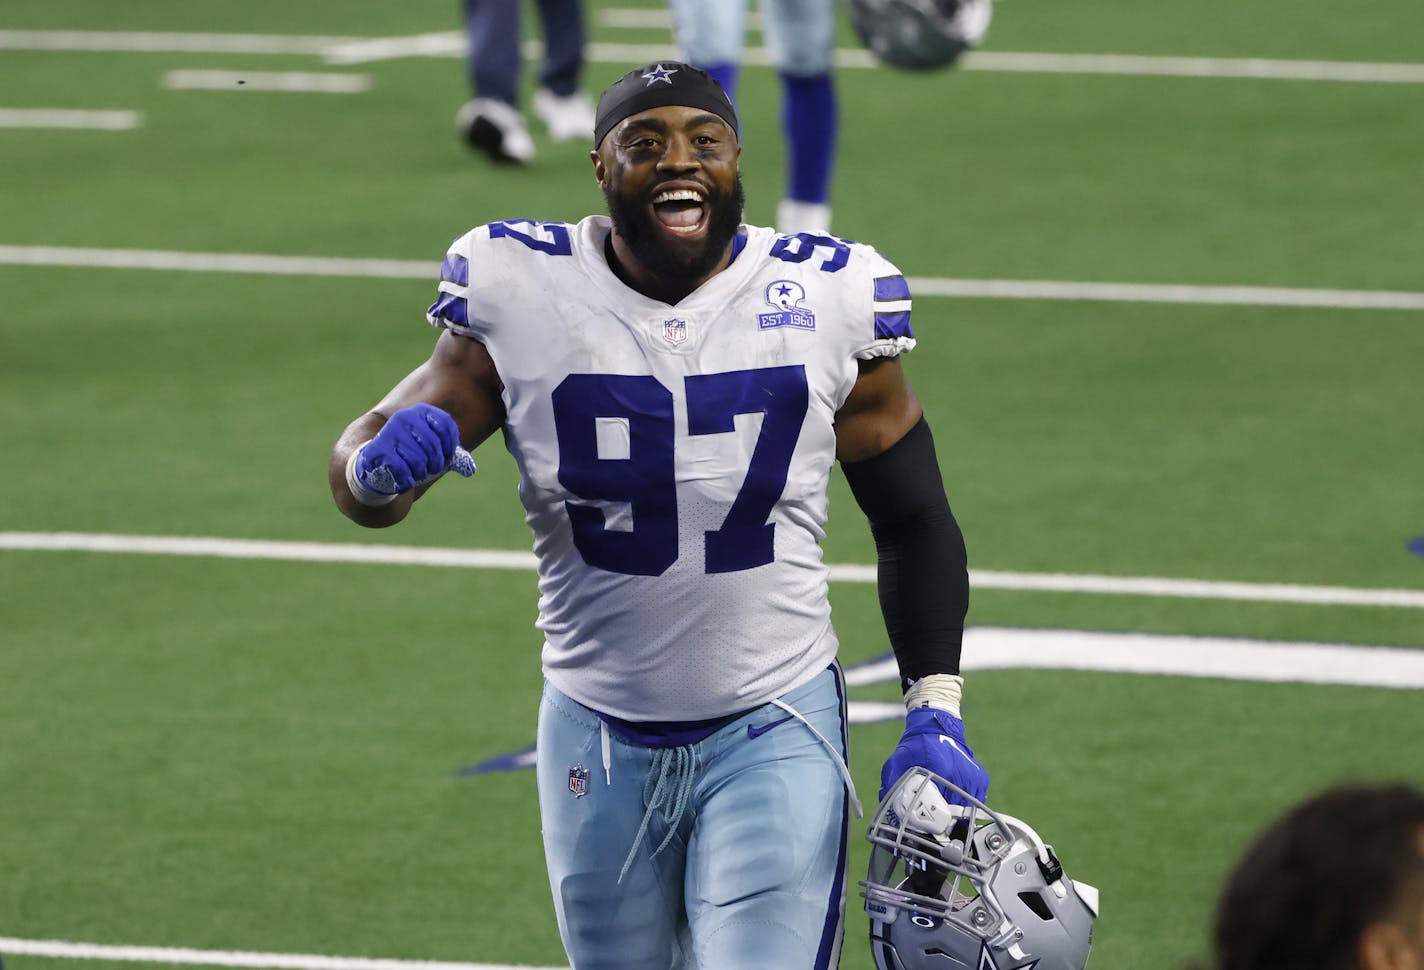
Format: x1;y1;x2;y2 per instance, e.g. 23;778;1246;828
863;766;1099;970
532;88;596;143
457;98;536;165
850;0;993;71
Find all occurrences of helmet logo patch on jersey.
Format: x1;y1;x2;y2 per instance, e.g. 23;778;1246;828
568;764;590;797
758;280;816;331
663;317;689;345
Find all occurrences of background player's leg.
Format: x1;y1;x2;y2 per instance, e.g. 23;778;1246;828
530;0;595;142
668;0;749;103
458;0;536;163
761;0;838;232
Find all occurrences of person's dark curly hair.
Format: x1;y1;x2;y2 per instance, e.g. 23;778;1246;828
1209;781;1424;970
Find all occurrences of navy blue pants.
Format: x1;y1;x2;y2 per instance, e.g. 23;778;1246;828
464;0;586;105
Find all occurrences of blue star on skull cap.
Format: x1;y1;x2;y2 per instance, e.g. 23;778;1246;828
593;61;740;148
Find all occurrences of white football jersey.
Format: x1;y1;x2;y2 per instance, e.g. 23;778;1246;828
427;215;915;721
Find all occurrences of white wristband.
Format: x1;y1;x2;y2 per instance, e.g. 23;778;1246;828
903;673;963;718
344;447;399;507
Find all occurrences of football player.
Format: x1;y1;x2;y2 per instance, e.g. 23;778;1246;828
330;62;987;969
457;0;595;164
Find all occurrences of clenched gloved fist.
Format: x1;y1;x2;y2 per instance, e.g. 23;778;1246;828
348;403;475;506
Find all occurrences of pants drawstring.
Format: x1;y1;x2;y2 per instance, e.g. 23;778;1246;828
617;744;698;885
613;688;859;885
600;720;612;786
770;698;863;819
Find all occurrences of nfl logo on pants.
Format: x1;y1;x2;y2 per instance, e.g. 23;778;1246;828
568;764;590;797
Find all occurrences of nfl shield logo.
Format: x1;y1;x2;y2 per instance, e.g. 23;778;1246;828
663;317;688;345
568;764;590;797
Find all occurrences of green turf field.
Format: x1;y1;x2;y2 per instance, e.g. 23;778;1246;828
2;1;1422;968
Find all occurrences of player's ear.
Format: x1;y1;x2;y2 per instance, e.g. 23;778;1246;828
591;148;608;188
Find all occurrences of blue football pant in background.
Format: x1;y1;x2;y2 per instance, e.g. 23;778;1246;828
464;0;585;105
536;667;853;969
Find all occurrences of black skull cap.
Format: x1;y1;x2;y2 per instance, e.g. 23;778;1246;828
594;62;739;148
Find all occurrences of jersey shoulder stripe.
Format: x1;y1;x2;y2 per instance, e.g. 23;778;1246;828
871;273;913;340
425;220;578;336
441;252;469;287
426;231;478;333
844;244;916;358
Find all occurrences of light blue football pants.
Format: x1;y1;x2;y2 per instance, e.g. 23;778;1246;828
536;666;856;969
667;0;838;76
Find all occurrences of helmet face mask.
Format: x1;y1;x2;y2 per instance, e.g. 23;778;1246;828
862;767;1099;970
849;0;994;71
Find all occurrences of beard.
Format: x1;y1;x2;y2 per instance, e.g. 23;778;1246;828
603;174;746;282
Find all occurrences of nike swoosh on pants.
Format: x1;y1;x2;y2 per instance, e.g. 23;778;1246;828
746;713;796;739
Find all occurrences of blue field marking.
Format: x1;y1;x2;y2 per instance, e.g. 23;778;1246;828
458;743;537;776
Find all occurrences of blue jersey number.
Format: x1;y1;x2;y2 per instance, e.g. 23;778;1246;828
552;366;809;576
551;375;678;576
488;219;573;256
769;233;851;273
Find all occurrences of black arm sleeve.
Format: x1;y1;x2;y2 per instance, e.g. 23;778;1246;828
840;416;968;688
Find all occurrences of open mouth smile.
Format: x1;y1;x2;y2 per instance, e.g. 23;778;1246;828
651;186;708;235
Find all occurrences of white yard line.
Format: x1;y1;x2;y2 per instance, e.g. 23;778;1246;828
959;51;1424;83
321;32;466;64
0;245;432;279
904;277;1424;311
4;29;1423;83
4;532;1423;611
2;245;1420;311
0;939;560;970
848;627;1424;689
587;39;1424;82
0;30;359;55
0;108;141;129
162;70;370;93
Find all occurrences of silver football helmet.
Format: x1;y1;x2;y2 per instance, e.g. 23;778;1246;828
850;0;993;72
863;767;1099;970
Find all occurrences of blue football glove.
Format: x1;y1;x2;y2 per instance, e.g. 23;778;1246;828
353;403;475;498
879;707;990;806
